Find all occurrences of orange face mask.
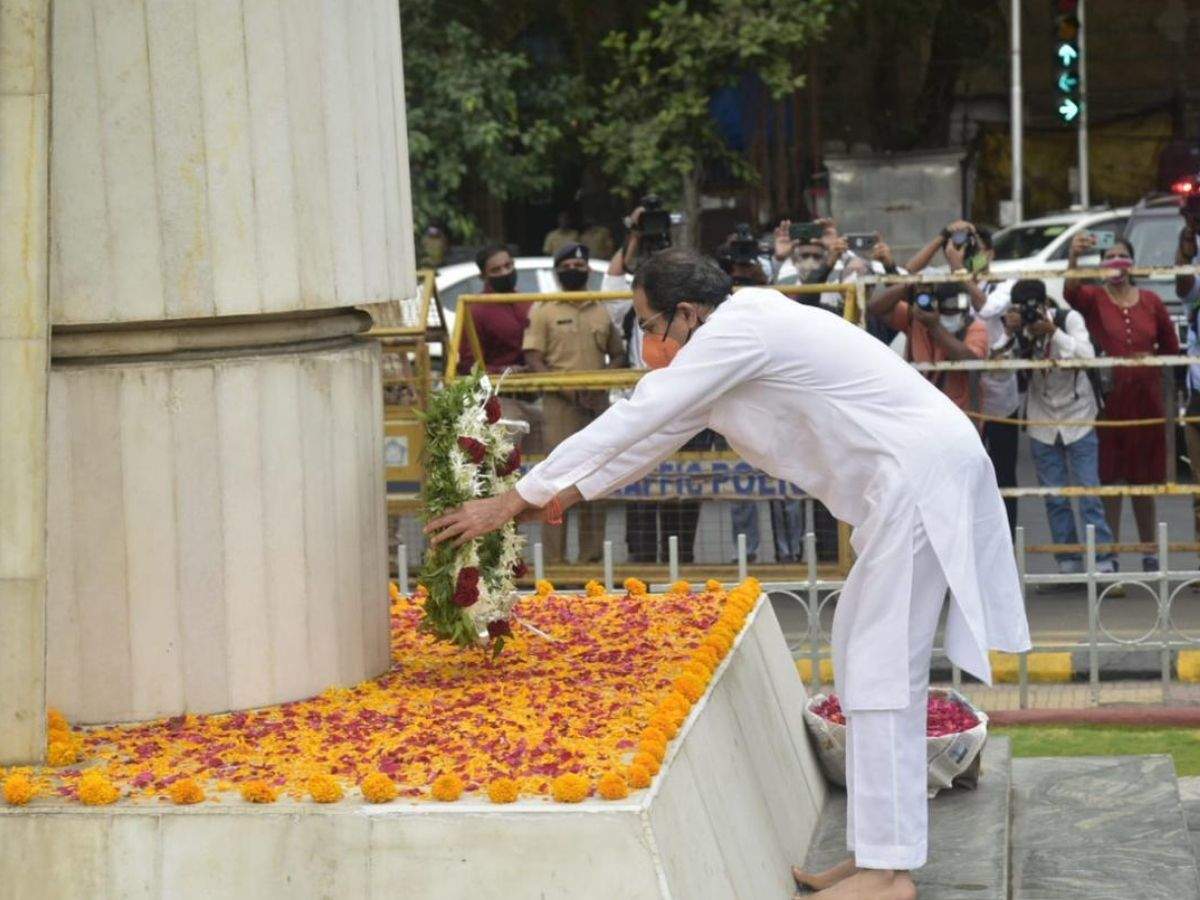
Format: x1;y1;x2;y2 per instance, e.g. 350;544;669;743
642;333;682;369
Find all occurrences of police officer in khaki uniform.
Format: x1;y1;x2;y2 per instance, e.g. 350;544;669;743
524;243;627;563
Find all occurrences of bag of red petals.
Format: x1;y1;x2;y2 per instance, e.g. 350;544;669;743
801;688;989;798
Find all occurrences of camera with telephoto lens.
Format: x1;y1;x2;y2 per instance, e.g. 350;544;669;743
910;282;966;315
947;228;979;263
1010;279;1050;356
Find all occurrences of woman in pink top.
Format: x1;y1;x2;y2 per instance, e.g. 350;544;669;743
1065;234;1179;570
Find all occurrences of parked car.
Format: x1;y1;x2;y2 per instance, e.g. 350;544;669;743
1121;194;1189;330
428;257;613;360
989;207;1131;306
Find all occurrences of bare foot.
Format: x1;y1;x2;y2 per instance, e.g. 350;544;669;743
792;857;857;892
810;868;917;899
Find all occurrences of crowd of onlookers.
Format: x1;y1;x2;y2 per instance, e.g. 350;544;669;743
455;201;1199;574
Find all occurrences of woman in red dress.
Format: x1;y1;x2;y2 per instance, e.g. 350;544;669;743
1066;234;1180;571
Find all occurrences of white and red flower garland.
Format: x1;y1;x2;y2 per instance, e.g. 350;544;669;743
419;373;525;652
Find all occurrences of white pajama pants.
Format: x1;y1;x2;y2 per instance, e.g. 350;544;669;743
843;521;948;871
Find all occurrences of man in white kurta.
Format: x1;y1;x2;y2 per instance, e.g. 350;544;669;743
427;249;1031;898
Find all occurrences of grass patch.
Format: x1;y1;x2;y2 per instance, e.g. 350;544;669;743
993;725;1200;776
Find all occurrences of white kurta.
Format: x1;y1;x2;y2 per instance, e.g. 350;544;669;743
517;287;1032;711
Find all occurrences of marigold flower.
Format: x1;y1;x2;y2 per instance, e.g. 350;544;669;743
641;725;668;745
688;654;715;676
627;764;652;789
633;752;661;776
535;579;554;597
682;663;712;687
702;633;732;657
648;714;678;739
693;645;720;668
169;779;205;805
706;579;723;592
712;625;737;647
669;580;690;595
361;772;398;804
487;777;519;804
307;773;343;803
46;739;79;768
585;579;605;597
665;691;692;715
638;738;667;763
47;709;69;732
240;780;277;804
624;577;647;596
414;583;429;597
551;773;590;803
388;582;402;603
3;774;36;806
431;773;464;802
674;674;705;703
78;769;119;806
598;771;629;801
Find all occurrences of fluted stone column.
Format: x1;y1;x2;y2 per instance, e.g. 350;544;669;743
0;0;49;762
46;0;415;724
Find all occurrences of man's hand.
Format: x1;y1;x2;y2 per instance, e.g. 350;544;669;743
1002;309;1022;335
424;490;531;548
1027;318;1057;339
823;236;848;266
773;219;795;261
871;236;894;268
913;306;940;330
945;219;974;236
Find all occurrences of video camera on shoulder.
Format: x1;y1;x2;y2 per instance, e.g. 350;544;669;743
636;194;678;255
729;223;762;264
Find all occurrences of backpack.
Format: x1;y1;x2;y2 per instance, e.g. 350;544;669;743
1050;308;1108;413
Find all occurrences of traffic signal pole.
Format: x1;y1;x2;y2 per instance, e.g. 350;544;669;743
1077;0;1090;207
1010;0;1024;223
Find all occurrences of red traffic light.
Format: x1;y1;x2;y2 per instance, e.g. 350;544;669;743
1171;177;1200;195
1056;0;1079;12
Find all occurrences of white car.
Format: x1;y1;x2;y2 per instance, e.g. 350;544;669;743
428;256;614;358
989;207;1132;305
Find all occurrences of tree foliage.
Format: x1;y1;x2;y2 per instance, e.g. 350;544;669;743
584;0;838;238
400;0;585;239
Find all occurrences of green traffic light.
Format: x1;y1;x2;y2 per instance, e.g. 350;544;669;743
1057;42;1079;66
1058;98;1080;122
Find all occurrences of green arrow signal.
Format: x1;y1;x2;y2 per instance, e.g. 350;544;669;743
1057;43;1079;66
1057;72;1078;93
1058;98;1080;122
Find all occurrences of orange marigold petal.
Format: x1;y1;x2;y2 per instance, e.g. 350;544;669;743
361;772;398;804
487;777;519;804
551;773;590;803
307;773;343;804
3;774;36;806
627;764;652;789
632;752;661;776
431;773;464;802
598;771;629;800
169;779;205;805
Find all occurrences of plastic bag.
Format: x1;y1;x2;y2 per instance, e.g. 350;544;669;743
801;688;989;799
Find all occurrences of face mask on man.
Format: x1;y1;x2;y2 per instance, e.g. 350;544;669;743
939;313;965;333
488;272;518;293
557;268;589;291
642;305;703;369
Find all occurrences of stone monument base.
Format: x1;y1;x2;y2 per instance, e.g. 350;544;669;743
0;599;826;899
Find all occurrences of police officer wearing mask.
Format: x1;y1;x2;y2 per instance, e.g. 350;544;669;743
523;243;627;563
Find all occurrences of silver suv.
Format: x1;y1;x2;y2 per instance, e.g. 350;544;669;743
1121;195;1189;333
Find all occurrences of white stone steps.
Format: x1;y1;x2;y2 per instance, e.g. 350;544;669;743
1010;754;1200;899
801;736;1011;898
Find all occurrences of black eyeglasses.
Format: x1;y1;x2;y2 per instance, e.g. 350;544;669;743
636;306;678;338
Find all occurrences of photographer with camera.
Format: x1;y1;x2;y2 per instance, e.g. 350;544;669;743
606;200;709;565
1067;232;1179;572
868;281;988;417
908;221;1019;532
1000;280;1117;577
